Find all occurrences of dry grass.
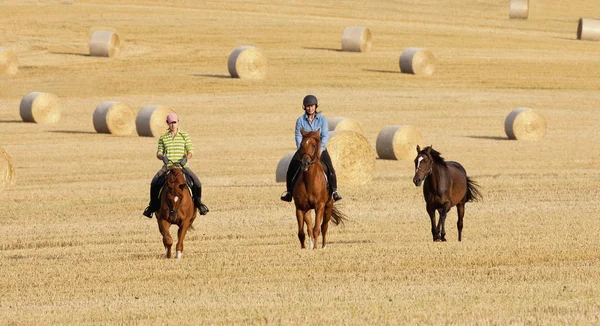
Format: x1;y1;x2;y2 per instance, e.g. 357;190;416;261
1;0;600;324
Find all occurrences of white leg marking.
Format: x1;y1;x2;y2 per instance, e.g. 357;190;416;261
175;251;183;259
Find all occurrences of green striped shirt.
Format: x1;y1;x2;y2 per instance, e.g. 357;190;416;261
157;130;193;167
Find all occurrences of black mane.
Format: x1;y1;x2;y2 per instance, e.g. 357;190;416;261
423;146;446;166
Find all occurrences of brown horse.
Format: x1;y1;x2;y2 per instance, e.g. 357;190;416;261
293;129;347;249
413;145;482;242
156;167;197;259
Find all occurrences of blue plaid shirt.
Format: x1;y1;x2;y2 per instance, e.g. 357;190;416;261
295;113;329;152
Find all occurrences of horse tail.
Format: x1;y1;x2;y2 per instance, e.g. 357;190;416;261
465;176;482;202
331;205;348;226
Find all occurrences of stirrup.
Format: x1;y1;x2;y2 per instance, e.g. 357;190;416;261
332;191;342;202
143;206;153;218
198;203;209;215
280;191;292;202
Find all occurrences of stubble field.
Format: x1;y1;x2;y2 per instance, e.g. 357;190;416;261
1;0;600;324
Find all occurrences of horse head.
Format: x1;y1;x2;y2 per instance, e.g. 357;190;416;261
165;167;187;222
413;145;434;187
299;128;321;172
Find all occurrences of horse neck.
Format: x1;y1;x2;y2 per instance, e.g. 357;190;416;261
427;161;447;188
301;161;325;186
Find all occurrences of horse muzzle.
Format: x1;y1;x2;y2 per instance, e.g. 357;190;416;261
301;159;311;171
413;176;423;187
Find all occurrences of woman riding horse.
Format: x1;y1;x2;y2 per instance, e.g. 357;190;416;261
280;95;342;203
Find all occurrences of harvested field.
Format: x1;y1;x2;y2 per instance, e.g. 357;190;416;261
1;0;600;324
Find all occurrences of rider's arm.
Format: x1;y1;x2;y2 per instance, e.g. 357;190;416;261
320;115;329;152
156;136;164;160
294;117;303;150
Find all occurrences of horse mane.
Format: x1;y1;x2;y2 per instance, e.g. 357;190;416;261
423;146;446;166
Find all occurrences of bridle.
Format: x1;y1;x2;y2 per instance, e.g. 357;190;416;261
300;138;319;169
415;153;433;177
165;171;184;218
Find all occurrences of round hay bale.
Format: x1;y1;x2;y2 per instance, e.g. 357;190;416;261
504;107;547;140
327;131;376;186
93;101;136;136
275;152;296;183
19;92;61;124
376;125;423;160
399;48;435;76
341;26;372;52
0;146;16;191
0;48;19;76
577;18;600;41
135;105;175;137
328;116;364;135
509;0;529;19
227;46;267;80
89;31;120;57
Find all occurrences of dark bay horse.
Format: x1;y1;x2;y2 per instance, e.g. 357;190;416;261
293;129;347;249
156;167;197;258
413;145;482;242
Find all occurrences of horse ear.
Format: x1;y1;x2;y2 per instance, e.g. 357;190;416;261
316;128;320;137
426;146;432;154
416;145;421;152
300;128;307;137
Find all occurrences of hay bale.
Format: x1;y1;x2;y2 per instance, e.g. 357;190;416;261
509;0;529;19
327;131;376;186
89;31;120;57
19;92;61;124
341;26;372;52
276;152;296;183
577;18;600;41
227;46;266;79
328;116;364;135
399;48;435;76
376;125;423;160
135;105;175;137
0;48;19;76
93;101;136;136
0;146;16;191
504;107;547;140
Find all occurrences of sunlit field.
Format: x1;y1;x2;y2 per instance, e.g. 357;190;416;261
1;0;600;324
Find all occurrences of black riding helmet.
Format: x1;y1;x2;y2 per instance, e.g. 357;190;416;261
303;95;318;108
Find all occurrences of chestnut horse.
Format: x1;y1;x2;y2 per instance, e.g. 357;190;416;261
413;145;482;242
292;129;347;249
156;167;197;259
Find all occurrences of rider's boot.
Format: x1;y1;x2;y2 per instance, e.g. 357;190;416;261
332;189;343;202
143;179;161;218
280;191;292;202
192;184;209;215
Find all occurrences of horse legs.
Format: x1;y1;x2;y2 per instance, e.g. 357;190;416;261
437;203;451;242
312;205;325;249
304;211;314;249
158;219;173;258
296;209;306;249
321;203;333;249
456;202;465;242
427;204;438;241
175;223;190;259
